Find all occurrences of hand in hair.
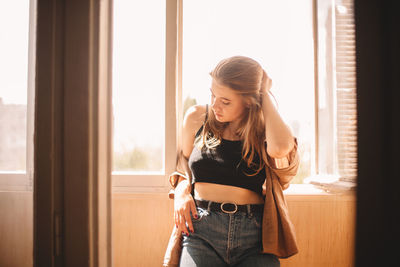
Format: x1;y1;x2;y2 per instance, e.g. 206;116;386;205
259;70;273;96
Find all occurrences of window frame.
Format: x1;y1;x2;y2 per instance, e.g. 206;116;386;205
111;0;182;193
306;0;357;192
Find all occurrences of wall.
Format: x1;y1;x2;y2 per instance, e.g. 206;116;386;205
0;189;355;267
112;190;356;267
0;192;33;267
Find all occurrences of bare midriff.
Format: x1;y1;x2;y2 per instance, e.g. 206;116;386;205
194;182;264;205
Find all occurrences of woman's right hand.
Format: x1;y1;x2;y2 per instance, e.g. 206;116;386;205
174;180;198;236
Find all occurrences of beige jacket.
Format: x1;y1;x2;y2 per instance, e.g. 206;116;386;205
163;138;300;267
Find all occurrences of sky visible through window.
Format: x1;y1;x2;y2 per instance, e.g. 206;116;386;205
112;0;165;172
0;1;29;105
0;1;30;171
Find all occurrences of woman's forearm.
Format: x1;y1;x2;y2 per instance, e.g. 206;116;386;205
262;92;294;158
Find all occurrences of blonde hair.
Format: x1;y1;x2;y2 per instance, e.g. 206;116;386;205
196;56;270;176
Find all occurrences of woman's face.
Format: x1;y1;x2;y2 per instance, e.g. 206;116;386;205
210;79;247;123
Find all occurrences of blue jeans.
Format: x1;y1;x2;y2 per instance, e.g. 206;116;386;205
179;203;280;267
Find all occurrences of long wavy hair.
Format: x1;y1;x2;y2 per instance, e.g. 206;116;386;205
196;56;271;176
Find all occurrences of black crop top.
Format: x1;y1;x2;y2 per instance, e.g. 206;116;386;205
188;105;266;196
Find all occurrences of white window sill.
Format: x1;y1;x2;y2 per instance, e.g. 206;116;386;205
286;175;356;196
0;171;32;192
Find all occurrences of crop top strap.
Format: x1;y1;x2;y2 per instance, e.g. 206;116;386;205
194;104;208;138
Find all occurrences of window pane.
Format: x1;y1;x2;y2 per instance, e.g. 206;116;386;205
112;0;165;173
0;1;30;172
182;0;314;183
0;1;34;267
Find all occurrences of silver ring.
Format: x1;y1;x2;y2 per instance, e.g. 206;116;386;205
220;202;238;214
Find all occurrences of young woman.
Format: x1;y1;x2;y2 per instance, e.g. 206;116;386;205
167;56;299;267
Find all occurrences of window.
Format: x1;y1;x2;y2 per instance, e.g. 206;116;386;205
112;0;165;174
182;0;314;184
333;0;357;182
306;0;357;190
111;0;174;192
111;0;357;191
0;0;36;191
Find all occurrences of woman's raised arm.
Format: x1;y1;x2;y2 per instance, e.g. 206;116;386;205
260;73;295;159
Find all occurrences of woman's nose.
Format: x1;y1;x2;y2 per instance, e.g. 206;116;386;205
211;100;220;111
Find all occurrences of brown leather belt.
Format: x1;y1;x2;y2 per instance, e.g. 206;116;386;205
195;199;264;214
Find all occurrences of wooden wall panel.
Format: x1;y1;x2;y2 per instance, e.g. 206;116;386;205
282;194;356;267
0;191;33;267
112;192;356;267
0;191;355;267
112;194;175;267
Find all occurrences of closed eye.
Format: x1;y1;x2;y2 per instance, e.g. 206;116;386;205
210;88;230;105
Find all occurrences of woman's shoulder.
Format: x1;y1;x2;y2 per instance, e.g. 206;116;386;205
182;104;208;157
183;104;207;132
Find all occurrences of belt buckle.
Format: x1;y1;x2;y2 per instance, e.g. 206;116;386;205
220;202;238;214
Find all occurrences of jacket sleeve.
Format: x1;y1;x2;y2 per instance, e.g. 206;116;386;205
163;226;183;267
265;137;300;190
168;171;190;199
168;149;192;199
